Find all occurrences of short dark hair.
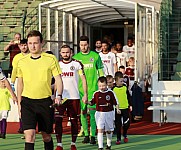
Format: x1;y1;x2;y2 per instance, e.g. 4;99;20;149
106;75;113;80
96;39;101;43
115;71;123;81
119;65;125;70
128;36;133;41
101;40;109;45
45;51;54;55
98;76;107;84
20;39;27;44
79;35;89;44
14;32;21;37
27;30;43;43
61;44;70;49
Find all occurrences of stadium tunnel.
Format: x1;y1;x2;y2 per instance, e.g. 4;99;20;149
38;0;161;82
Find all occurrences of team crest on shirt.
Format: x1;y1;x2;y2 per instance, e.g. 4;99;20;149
90;58;94;62
106;95;110;101
108;56;111;59
70;66;75;70
5;91;8;95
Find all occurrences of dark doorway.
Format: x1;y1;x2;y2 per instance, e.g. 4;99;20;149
102;27;124;45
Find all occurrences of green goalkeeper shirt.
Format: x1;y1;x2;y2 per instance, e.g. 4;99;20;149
73;50;103;100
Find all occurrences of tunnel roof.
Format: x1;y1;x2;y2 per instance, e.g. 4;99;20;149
40;0;162;24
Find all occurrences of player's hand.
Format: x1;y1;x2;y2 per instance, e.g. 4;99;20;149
9;40;14;46
54;96;62;105
129;106;132;112
12;95;18;104
82;95;88;104
117;109;121;114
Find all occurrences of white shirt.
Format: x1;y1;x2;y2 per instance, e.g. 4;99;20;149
116;52;129;68
59;59;84;99
99;52;117;76
123;44;135;58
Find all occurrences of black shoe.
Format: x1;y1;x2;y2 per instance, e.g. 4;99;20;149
0;133;6;139
90;136;96;144
105;145;111;150
82;136;90;143
98;148;103;150
18;128;23;134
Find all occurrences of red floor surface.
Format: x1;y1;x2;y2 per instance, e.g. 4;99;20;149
6;94;181;135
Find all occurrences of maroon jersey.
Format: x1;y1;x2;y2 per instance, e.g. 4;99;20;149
90;89;117;112
123;75;130;87
9;44;21;67
125;66;134;80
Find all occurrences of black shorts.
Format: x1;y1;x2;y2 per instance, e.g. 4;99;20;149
21;96;54;134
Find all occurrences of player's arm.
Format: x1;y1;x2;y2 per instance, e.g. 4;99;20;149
11;56;18;84
114;63;118;73
96;54;104;77
4;41;14;51
54;74;63;105
17;77;23;117
79;69;88;103
113;53;118;73
98;68;104;77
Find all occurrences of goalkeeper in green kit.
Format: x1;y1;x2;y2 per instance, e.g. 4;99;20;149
73;35;104;144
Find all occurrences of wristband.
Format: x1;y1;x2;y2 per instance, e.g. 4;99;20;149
56;95;62;99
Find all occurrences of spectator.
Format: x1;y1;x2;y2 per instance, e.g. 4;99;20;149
4;33;21;74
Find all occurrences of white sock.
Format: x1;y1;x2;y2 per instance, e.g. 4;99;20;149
97;132;103;148
106;132;112;147
71;142;75;145
57;143;62;147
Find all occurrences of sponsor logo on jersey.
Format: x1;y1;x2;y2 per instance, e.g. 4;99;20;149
108;56;111;59
70;66;75;70
103;60;110;63
106;95;110;101
90;58;94;62
62;72;74;77
84;63;93;69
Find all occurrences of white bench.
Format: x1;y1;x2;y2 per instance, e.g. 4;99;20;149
149;90;181;125
147;105;181;126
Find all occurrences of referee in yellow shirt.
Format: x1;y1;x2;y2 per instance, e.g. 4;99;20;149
17;30;63;150
11;39;29;135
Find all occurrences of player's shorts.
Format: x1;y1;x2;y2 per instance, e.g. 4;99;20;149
0;110;9;120
21;96;54;134
55;99;80;118
95;111;114;132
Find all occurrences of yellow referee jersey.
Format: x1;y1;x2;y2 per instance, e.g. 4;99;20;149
17;53;62;99
11;53;24;83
